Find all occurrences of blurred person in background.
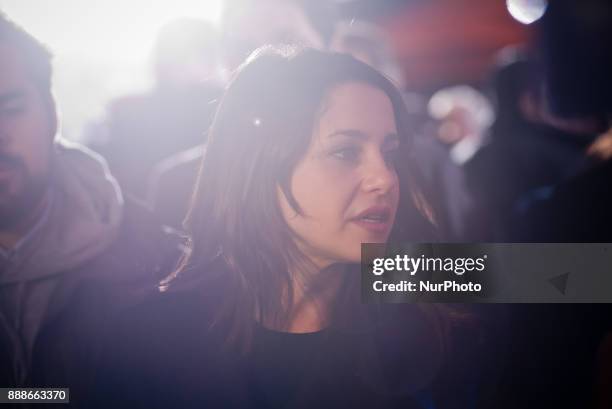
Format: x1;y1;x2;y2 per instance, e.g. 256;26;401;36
501;0;612;242
423;85;493;240
0;13;180;398
84;18;223;200
427;85;493;167
463;3;612;405
220;0;324;74
148;0;326;229
329;19;404;89
465;49;608;241
89;47;492;409
523;2;612;407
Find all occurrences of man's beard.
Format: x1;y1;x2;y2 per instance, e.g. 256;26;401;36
0;155;49;231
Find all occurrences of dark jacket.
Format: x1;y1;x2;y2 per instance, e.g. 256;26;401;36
0;198;182;408
83;261;499;409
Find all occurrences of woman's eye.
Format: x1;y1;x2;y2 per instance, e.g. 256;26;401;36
331;147;360;162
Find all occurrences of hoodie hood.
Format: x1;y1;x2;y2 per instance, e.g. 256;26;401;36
0;140;124;385
0;139;123;284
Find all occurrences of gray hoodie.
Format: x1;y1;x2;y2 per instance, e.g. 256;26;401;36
0;140;123;385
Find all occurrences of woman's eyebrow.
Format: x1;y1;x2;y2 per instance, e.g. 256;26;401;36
326;129;367;140
326;130;401;145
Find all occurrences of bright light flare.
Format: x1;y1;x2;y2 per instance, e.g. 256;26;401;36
0;0;222;63
0;0;223;140
506;0;548;25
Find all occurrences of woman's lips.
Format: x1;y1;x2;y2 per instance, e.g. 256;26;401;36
350;205;393;234
351;217;392;234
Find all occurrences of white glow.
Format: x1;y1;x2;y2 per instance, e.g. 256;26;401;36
0;0;223;140
507;0;547;25
0;0;222;63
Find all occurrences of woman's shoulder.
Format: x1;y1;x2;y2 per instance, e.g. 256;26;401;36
123;266;231;338
98;258;232;354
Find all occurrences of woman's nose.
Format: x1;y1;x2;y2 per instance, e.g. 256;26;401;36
360;150;398;195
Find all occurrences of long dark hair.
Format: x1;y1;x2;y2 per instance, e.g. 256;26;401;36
166;47;438;350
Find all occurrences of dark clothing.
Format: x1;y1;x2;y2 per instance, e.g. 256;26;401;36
0;199;182;407
411;135;478;241
516;158;612;242
86;263;493;409
147;145;203;230
509;157;612;408
469;130;612;408
491;304;611;409
465;121;596;240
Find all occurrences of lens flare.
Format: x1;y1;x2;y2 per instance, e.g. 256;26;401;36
506;0;547;25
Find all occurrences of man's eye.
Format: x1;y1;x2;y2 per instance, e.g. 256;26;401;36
1;104;25;116
331;147;360;162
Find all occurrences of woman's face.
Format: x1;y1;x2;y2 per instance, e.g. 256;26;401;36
279;82;400;268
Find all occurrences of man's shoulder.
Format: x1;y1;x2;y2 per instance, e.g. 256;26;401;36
27;198;184;391
49;197;185;316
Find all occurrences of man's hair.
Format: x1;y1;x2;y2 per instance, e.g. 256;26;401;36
0;13;53;95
